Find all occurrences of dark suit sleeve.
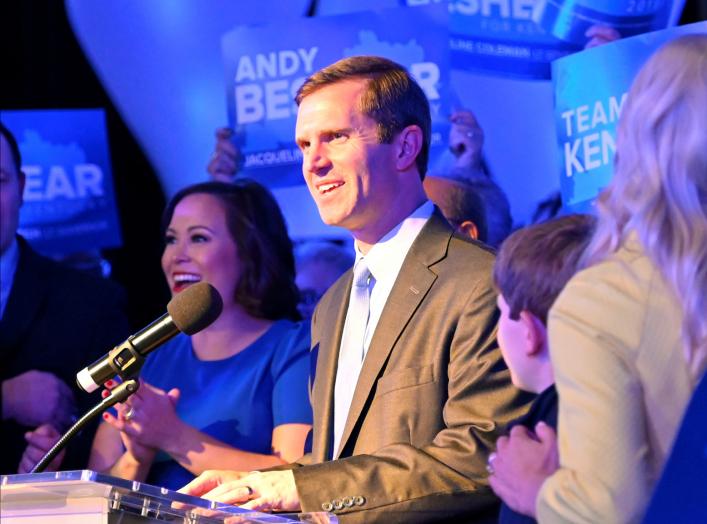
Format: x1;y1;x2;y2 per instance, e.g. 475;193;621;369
293;257;530;523
0;242;132;474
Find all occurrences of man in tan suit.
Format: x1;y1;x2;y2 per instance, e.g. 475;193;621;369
182;56;529;522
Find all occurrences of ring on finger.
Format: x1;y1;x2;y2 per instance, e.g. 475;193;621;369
124;407;136;421
486;452;497;475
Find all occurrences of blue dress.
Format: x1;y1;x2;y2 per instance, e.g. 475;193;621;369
139;319;312;490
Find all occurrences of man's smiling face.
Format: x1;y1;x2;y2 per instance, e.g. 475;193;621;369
295;78;401;239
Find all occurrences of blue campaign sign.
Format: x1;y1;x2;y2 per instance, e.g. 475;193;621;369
534;0;682;44
401;0;683;80
221;2;450;188
0;109;122;255
552;21;707;213
447;0;581;79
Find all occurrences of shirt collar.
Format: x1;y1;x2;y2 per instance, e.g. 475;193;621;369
354;200;434;287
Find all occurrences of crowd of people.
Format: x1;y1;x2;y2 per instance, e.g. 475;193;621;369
1;32;705;524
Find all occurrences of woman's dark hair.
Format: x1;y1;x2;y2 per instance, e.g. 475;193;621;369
162;179;300;321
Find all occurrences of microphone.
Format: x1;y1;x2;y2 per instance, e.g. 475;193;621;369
77;282;222;393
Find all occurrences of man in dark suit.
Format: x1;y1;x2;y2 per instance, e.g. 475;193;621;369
181;56;529;522
0;122;130;474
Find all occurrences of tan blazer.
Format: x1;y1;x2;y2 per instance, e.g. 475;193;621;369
537;237;693;524
292;211;530;523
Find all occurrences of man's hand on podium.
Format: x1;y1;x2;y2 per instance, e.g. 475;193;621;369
180;469;301;513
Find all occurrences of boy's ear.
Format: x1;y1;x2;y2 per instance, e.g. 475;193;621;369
456;220;479;241
519;311;548;356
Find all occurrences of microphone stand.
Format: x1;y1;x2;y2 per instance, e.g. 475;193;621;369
32;379;140;473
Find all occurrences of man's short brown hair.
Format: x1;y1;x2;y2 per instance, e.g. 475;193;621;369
295;55;431;178
493;214;595;324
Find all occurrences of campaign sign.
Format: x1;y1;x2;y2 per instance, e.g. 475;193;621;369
0;109;122;255
221;2;450;188
446;0;581;79
404;0;681;80
533;0;682;44
552;21;707;213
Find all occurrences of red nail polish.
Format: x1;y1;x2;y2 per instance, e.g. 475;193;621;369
105;380;114;387
103;413;109;420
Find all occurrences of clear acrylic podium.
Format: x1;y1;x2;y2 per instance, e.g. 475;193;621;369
0;470;336;523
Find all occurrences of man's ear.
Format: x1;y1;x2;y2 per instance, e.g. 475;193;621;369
17;170;26;206
395;125;423;171
456;220;479;241
519;310;547;356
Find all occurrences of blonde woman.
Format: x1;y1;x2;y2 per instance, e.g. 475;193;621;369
489;34;707;523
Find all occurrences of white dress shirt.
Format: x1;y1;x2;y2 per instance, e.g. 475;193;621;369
353;200;434;359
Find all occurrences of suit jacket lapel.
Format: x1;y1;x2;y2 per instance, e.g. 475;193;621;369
0;240;48;355
335;210;452;458
311;270;352;462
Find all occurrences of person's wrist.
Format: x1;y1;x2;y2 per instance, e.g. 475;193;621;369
162;418;192;458
126;445;156;465
523;472;551;517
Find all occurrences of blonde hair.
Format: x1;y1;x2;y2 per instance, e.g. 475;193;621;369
584;34;707;380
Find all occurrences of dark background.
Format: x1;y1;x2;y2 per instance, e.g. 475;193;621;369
2;1;170;327
2;0;705;329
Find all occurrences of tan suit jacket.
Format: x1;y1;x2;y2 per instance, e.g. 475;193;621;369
292;210;530;523
537;237;693;524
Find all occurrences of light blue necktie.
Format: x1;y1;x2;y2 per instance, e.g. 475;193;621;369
332;258;372;458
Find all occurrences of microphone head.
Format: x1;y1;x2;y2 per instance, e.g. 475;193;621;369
166;282;223;335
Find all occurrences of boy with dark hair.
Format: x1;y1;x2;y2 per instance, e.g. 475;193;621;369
487;214;595;523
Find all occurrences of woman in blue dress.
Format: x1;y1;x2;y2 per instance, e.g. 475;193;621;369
89;180;312;490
